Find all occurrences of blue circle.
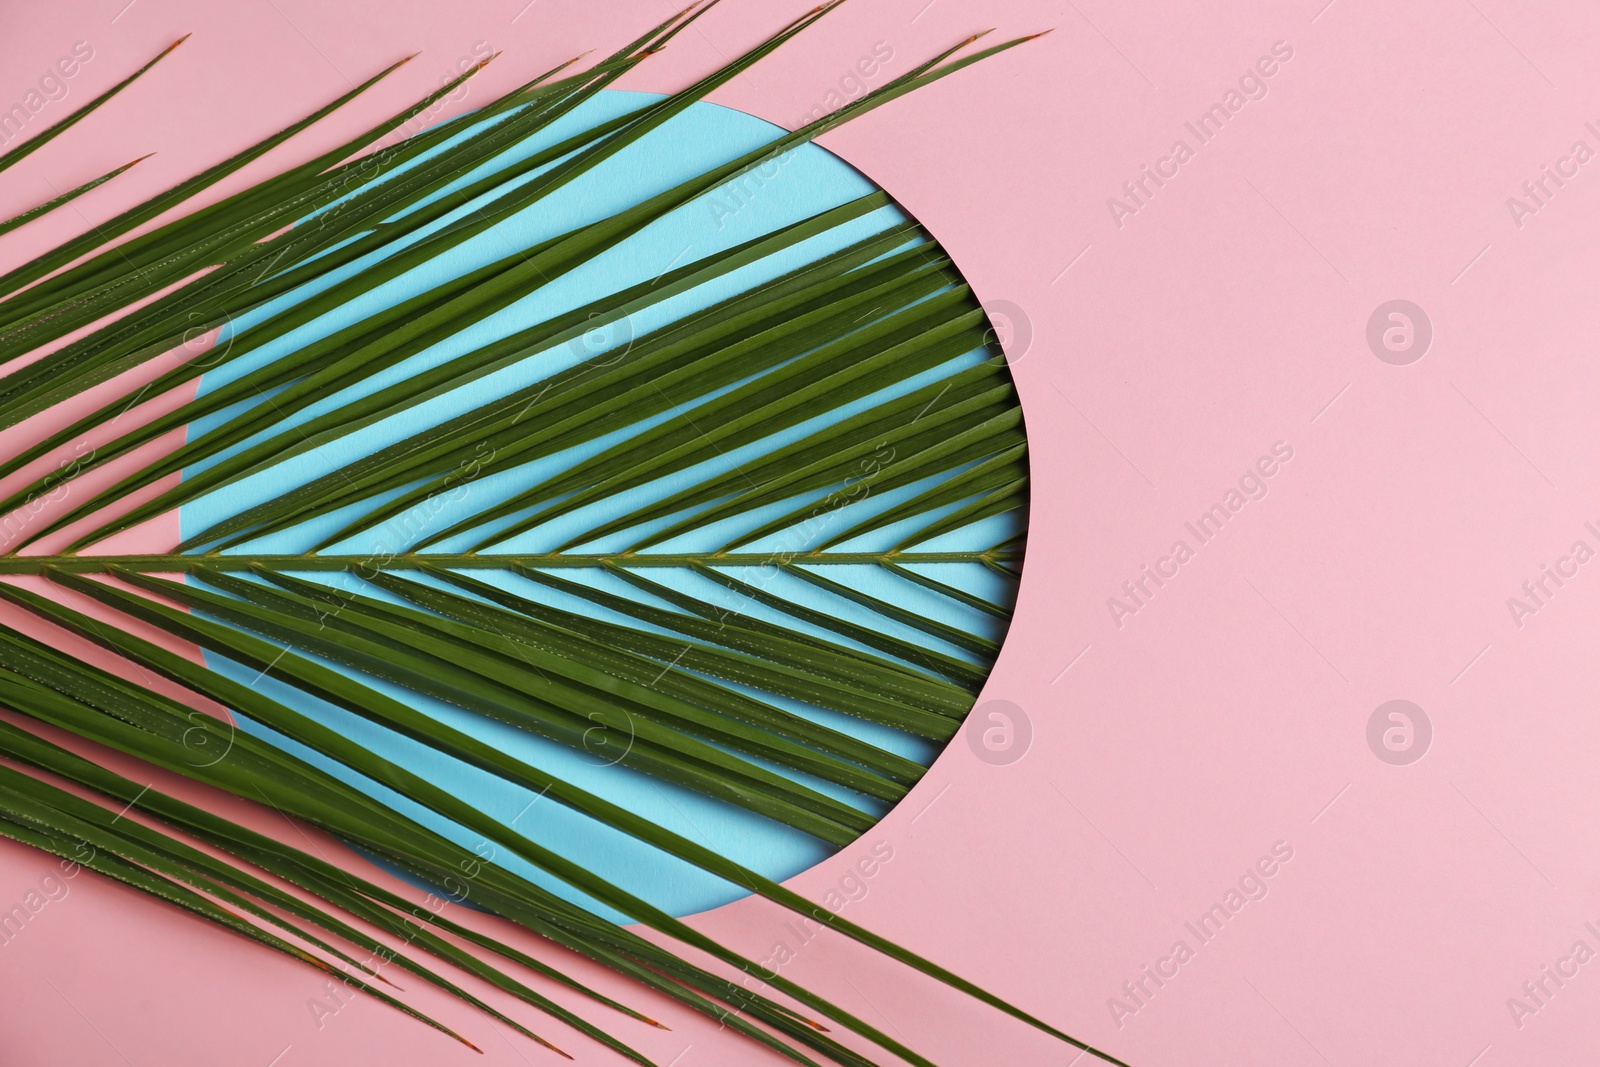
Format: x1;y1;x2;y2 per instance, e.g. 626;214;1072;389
183;92;1018;918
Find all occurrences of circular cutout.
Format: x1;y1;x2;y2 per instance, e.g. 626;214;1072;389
187;92;1029;917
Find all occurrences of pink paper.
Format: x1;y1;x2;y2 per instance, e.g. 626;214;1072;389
3;2;1599;1064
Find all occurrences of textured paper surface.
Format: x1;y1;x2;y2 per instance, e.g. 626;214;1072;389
3;2;1600;1065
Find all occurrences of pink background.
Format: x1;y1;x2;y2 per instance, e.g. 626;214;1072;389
4;1;1600;1064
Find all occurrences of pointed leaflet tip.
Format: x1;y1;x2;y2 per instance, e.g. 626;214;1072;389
519;1031;572;1060
0;29;195;179
476;51;502;70
375;52;421;77
123;152;156;168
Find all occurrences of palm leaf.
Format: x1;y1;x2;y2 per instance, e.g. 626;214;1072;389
0;10;1129;1067
0;155;150;239
0;37;186;176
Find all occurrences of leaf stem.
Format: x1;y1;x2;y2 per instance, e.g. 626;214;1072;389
0;550;1021;575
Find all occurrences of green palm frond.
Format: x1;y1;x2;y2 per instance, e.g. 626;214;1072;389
0;8;1125;1067
0;36;186;177
0;154;150;239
